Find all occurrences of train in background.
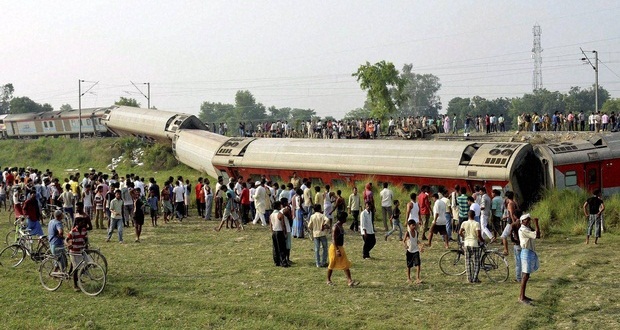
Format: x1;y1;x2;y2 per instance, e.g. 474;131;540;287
1;107;112;139
99;106;620;208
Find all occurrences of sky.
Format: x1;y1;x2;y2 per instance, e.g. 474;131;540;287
2;0;620;118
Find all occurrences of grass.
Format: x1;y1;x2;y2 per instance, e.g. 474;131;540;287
1;137;620;328
0;137;205;188
1;215;620;329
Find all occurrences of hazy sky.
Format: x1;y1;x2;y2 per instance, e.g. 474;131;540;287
2;1;620;118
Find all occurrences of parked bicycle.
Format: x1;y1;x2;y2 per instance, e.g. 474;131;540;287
38;249;106;296
439;240;509;282
0;220;50;267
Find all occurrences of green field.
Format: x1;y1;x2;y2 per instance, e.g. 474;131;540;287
1;137;619;329
1;216;619;329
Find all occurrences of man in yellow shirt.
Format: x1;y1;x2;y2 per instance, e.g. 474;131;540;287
459;210;483;283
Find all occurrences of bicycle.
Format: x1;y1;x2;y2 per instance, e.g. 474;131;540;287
439;240;509;282
5;217;25;246
38;249;107;296
84;246;108;275
0;223;50;267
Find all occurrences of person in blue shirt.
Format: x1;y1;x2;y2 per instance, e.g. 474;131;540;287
48;210;67;271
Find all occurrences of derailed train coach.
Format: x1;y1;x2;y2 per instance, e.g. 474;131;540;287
535;134;620;198
3;107;111;139
208;137;543;209
101;106;207;143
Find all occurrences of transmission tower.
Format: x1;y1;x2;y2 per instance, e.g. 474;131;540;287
532;23;543;91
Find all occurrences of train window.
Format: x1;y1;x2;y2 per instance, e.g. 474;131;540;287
331;179;345;187
403;184;419;192
269;175;282;184
565;171;577;187
43;122;48;128
588;169;597;185
49;121;54;127
310;178;323;187
86;119;92;126
250;175;263;183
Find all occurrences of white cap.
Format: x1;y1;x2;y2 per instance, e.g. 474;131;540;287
520;213;531;222
255;181;262;186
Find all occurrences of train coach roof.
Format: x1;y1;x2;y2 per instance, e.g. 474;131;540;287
227;138;530;180
536;134;620;164
4;107;111;122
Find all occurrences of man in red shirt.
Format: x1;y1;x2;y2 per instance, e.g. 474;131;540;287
195;178;204;218
24;190;44;236
240;183;251;225
418;186;431;240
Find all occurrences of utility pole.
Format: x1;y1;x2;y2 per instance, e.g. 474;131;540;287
580;48;599;113
532;24;543;91
131;81;150;109
79;79;82;141
78;80;99;141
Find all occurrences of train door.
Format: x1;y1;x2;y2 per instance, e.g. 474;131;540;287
584;162;601;194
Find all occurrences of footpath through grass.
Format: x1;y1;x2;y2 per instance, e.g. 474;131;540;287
1;215;619;329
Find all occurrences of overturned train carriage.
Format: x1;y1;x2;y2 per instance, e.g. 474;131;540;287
535;134;620;197
209;138;542;208
102;106;207;143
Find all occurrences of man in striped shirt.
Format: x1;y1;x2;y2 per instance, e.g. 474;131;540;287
456;187;469;231
66;215;89;291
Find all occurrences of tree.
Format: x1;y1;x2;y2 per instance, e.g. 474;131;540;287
60;104;73;111
602;98;620;114
234;90;266;124
198;101;234;124
9;96;53;114
1;83;14;114
565;85;610;114
446;97;472;123
397;64;441;118
352;61;406;120
115;97;140;107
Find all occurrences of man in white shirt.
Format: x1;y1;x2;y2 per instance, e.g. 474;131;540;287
252;181;267;226
172;181;185;221
428;193;449;249
468;196;481;222
479;187;494;242
359;202;375;259
439;191;453;241
379;182;393;231
518;214;540;305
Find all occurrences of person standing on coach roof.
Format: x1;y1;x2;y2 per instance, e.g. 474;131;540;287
584;189;605;245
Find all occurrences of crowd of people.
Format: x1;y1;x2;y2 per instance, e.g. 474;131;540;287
205;109;619;141
516;111;618;133
5;166;607;303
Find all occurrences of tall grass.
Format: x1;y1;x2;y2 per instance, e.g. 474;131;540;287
529;189;618;236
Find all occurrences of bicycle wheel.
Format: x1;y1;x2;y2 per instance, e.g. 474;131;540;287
39;257;63;291
482;251;509;283
0;244;26;267
33;240;51;263
85;249;108;274
78;262;106;296
439;249;466;276
5;230;16;246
